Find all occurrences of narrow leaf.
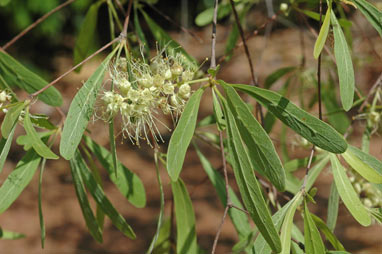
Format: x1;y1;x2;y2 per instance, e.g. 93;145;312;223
38;159;46;247
134;6;149;56
330;154;371;226
311;213;345;251
1;102;25;139
280;191;303;254
75;150;136;239
166;88;204;181
60;47;118;160
171;179;198;254
327;181;339;232
0;228;25;239
342;145;382;183
265;66;296;89
70;155;103;243
24;108;58;159
313;1;332;59
0;124;16;173
224;99;282;253
331;13;355;111
0;150;41;213
303;200;326;254
73;2;102;69
83;136;146;208
229;82;348;153
223;83;285;191
0;52;62;106
350;0;382;37
212;89;226;131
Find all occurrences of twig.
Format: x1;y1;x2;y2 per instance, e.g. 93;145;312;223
30;37;120;98
2;0;76;50
122;0;134;36
210;0;218;69
146;3;204;44
211;205;229;254
359;72;382;112
114;0;126;16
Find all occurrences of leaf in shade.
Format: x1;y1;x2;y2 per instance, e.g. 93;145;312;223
195;145;251;239
60;47;118;160
73;2;102;71
0;124;16;173
313;0;332;59
134;6;149;56
83;136;146;208
70;155;103;243
330;154;371;226
280;191;303;254
0;52;62;106
303;200;326;254
222;83;285;191
171;179;198;254
331;13;355;111
212;89;226;131
264;66;296;89
166;88;204;181
342;145;382;183
350;0;382;37
327;181;339;232
73;150;136;239
1;102;25;139
24;108;58;160
223;98;282;253
311;213;345;251
229;82;347;154
0;149;41;213
141;10;198;69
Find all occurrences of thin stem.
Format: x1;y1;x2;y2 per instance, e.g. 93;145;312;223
114;0;126;16
2;0;76;50
211;205;229;254
122;0;134;36
31;37;120;98
210;0;218;69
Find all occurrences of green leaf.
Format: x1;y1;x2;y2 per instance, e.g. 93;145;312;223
0;124;16;173
141;10;198;69
0;52;62;106
313;1;332;59
350;0;382;37
222;83;285;191
252;197;296;254
38;159;46;247
171;179;198;254
0;228;25;239
229;82;347;153
0;0;11;6
1;102;25;139
16;130;55;151
73;2;102;70
368;208;382;223
108;118;118;177
0;149;41;213
342;145;382;183
303;200;326;254
134;6;149;56
265;66;296;89
30;115;57;130
326;181;339;232
329;154;371;226
331;13;355;111
166;88;204;181
73;150;136;239
60;47;118;160
212;89;226;131
311;213;345;251
280;191;303;254
70;155;103;243
24;108;58;159
295;8;352;28
83;136;146;208
195;144;251;238
223;99;282;253
195;7;214;26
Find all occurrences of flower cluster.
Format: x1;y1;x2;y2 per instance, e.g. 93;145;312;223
0;90;12;109
101;49;196;146
348;170;382;210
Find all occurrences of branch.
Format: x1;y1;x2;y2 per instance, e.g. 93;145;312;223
122;0;134;36
2;0;76;50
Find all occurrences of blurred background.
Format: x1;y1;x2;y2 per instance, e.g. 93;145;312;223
0;0;381;253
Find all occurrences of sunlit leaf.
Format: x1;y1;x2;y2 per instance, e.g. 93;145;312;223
311;213;345;251
171;179;198;254
229;82;347;153
166;88;204;181
330;154;371;226
0;228;25;239
0;52;62;106
327;181;339;232
331;13;355;111
0;124;16;173
313;1;332;59
303;200;326;254
60;47;118;160
1;102;25;139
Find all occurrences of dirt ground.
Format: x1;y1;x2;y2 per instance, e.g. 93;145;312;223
1;12;382;254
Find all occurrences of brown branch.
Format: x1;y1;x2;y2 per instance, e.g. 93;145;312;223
2;0;76;50
122;0;134;36
210;0;218;69
211;205;229;254
31;37;120;98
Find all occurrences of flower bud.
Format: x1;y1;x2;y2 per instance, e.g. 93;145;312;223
171;63;183;76
163;82;174;95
